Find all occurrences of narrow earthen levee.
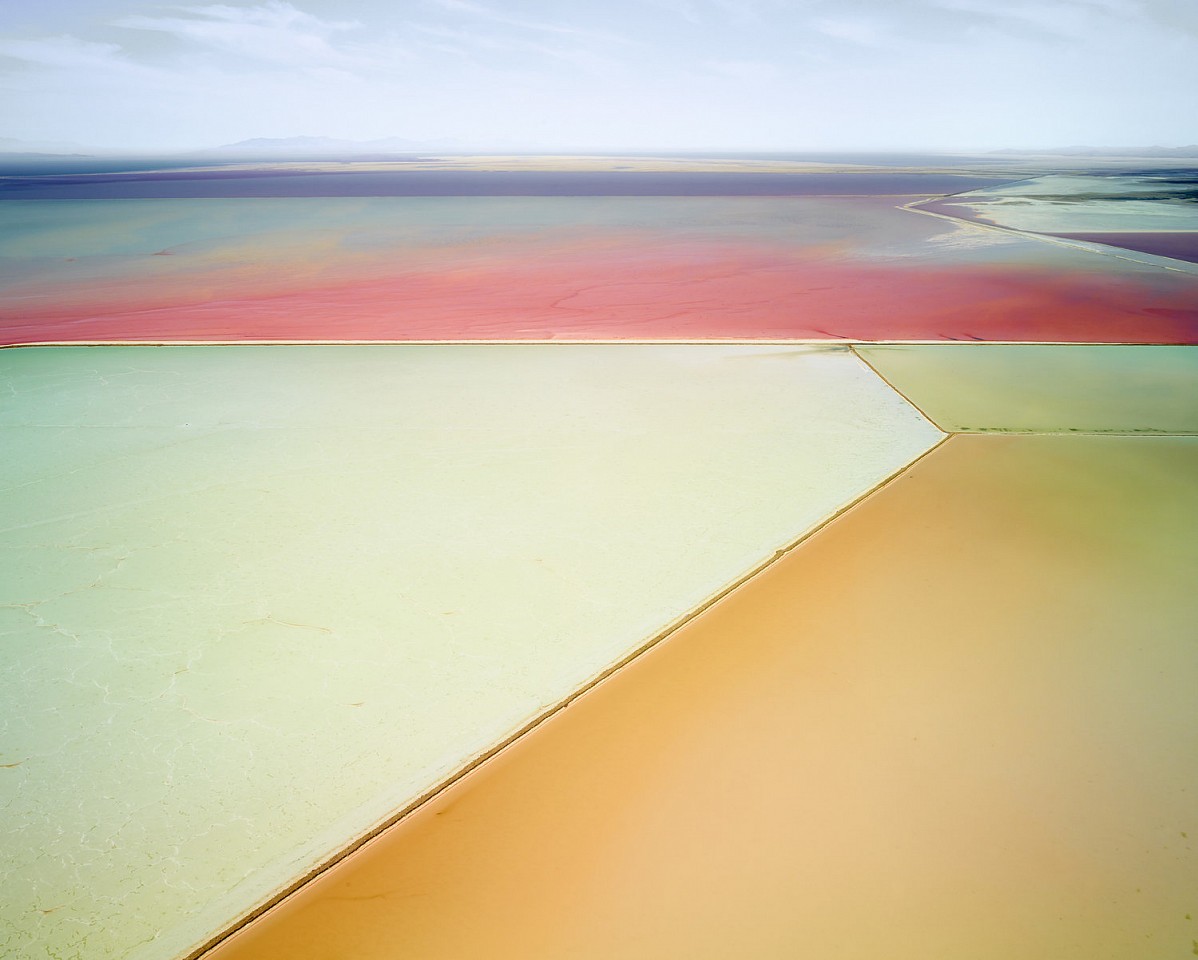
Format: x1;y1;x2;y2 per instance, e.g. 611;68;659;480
203;433;1198;960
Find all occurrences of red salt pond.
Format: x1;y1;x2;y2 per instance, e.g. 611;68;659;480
4;190;1197;345
4;250;1197;345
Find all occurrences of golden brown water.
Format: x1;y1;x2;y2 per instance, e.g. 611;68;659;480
203;433;1198;960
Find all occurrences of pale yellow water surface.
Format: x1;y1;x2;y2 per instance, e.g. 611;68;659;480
857;344;1198;434
0;343;940;960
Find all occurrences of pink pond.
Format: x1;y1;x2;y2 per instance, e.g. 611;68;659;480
2;180;1196;344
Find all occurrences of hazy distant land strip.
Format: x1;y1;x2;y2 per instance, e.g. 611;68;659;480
0;170;1018;200
1048;232;1198;265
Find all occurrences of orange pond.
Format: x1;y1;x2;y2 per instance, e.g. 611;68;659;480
203;433;1198;960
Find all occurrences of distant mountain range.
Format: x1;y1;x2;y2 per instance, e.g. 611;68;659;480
205;135;470;156
0;134;472;157
2;135;1197;159
991;145;1198;158
0;136;93;156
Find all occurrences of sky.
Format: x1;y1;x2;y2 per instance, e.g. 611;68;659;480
0;0;1195;153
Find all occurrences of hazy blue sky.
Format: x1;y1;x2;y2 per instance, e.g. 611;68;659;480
0;0;1194;152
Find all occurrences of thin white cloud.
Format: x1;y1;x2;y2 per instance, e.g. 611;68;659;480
802;0;1071;46
811;15;888;46
411;20;622;74
640;0;704;24
188;1;358;30
0;35;129;70
427;0;489;15
928;0;1086;39
627;0;775;27
1130;0;1198;36
708;0;772;28
1;0;1195;152
427;0;633;44
114;1;361;66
